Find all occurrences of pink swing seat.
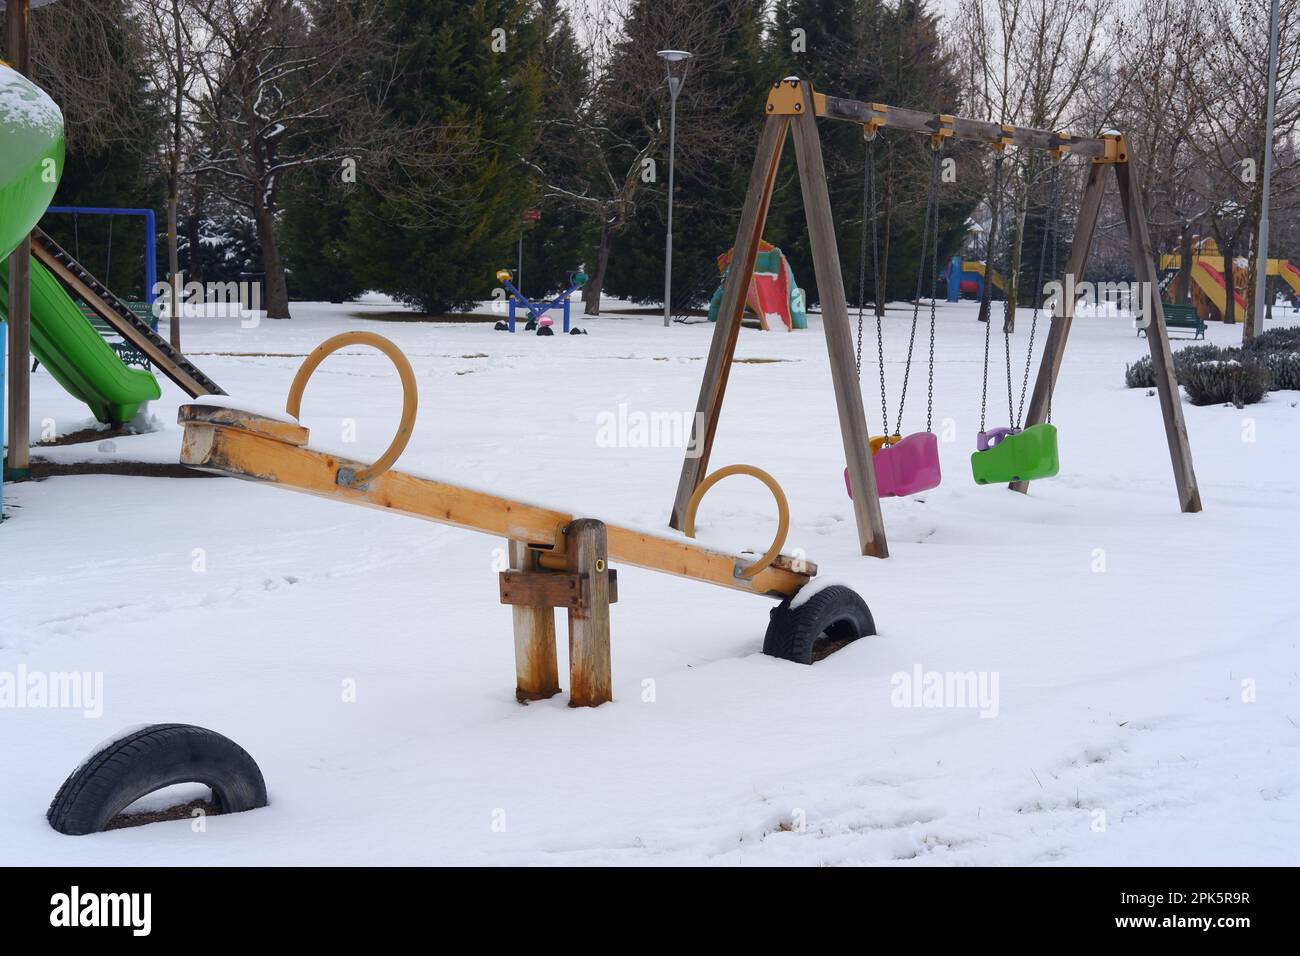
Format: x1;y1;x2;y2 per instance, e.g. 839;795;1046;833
844;431;942;498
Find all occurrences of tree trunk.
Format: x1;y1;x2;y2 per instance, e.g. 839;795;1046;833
185;186;205;286
167;193;181;349
880;166;893;317
1221;233;1235;325
583;214;613;317
254;202;291;319
878;141;894;317
1175;224;1193;305
1005;185;1028;333
1243;254;1259;339
167;0;184;349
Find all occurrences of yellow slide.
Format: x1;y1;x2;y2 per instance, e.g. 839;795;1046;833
1270;259;1300;296
1160;253;1249;319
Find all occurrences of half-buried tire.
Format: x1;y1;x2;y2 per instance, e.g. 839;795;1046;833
48;723;268;835
763;585;876;665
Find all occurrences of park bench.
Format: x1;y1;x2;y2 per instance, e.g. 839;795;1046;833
1137;302;1205;340
78;301;156;369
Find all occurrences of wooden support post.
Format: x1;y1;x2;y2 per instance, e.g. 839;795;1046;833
1009;160;1107;495
4;0;32;481
670;114;789;531
564;519;612;708
506;540;561;703
1113;158;1203;513
789;99;888;557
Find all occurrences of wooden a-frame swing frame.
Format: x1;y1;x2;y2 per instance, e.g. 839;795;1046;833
668;78;1202;559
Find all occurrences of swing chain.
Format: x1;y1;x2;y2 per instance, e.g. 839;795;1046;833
854;131;890;439
926;154;941;434
1046;161;1063;425
979;152;1006;433
893;145;942;440
869;140;888;438
1016;160;1062;428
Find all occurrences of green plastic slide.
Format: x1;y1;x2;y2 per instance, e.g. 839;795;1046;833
2;61;159;425
0;260;161;424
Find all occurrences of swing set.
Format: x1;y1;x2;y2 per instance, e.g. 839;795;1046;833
670;78;1202;559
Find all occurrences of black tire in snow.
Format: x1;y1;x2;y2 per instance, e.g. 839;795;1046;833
47;723;268;835
763;585;876;665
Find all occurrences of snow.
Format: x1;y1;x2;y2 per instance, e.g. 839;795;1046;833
2;297;1298;865
0;64;63;138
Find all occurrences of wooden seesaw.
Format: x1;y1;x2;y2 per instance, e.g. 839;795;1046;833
177;332;876;708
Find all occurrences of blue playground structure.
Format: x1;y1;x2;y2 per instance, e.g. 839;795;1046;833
945;255;1005;303
44;206;159;308
494;268;588;335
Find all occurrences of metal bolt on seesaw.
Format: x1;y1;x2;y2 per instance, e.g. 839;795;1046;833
176;332;876;707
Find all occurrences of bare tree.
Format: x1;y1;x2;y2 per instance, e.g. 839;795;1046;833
137;0;210;347
1184;0;1300;334
525;0;748;315
951;0;1115;326
183;0;440;319
23;0;153;154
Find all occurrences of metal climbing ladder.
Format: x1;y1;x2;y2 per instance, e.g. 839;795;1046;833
31;227;224;397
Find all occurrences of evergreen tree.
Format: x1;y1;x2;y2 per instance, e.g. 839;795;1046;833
763;0;976;310
282;163;362;302
602;0;772;313
516;0;596;297
346;0;544;314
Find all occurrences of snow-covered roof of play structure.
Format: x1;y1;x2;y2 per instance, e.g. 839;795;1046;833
0;63;62;137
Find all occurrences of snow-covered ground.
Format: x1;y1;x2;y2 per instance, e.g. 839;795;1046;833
2;295;1298;865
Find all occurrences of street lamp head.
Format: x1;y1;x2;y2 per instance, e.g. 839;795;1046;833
657;50;692;63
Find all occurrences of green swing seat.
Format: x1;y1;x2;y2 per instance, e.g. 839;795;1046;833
970;423;1060;485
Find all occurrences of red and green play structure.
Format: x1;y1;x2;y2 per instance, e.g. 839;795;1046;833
4;55;221;510
1;62;160;429
707;239;807;331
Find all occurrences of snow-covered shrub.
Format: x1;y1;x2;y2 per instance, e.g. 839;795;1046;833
1125;355;1155;388
1124;344;1226;388
1255;350;1300;391
1180;357;1271;407
1245;327;1300;353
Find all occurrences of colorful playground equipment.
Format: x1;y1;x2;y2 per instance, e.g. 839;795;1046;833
968;153;1063;486
844;133;942;501
707;239;807;331
43;205;161;310
945;256;1005;302
0;61;220;439
176;331;876;705
672;79;1200;565
1159;238;1252;322
493;268;588;334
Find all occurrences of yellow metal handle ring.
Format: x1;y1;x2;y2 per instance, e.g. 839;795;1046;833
682;464;790;579
286;331;418;486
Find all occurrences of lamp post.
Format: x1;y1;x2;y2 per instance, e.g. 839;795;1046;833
1251;0;1281;340
658;49;691;328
